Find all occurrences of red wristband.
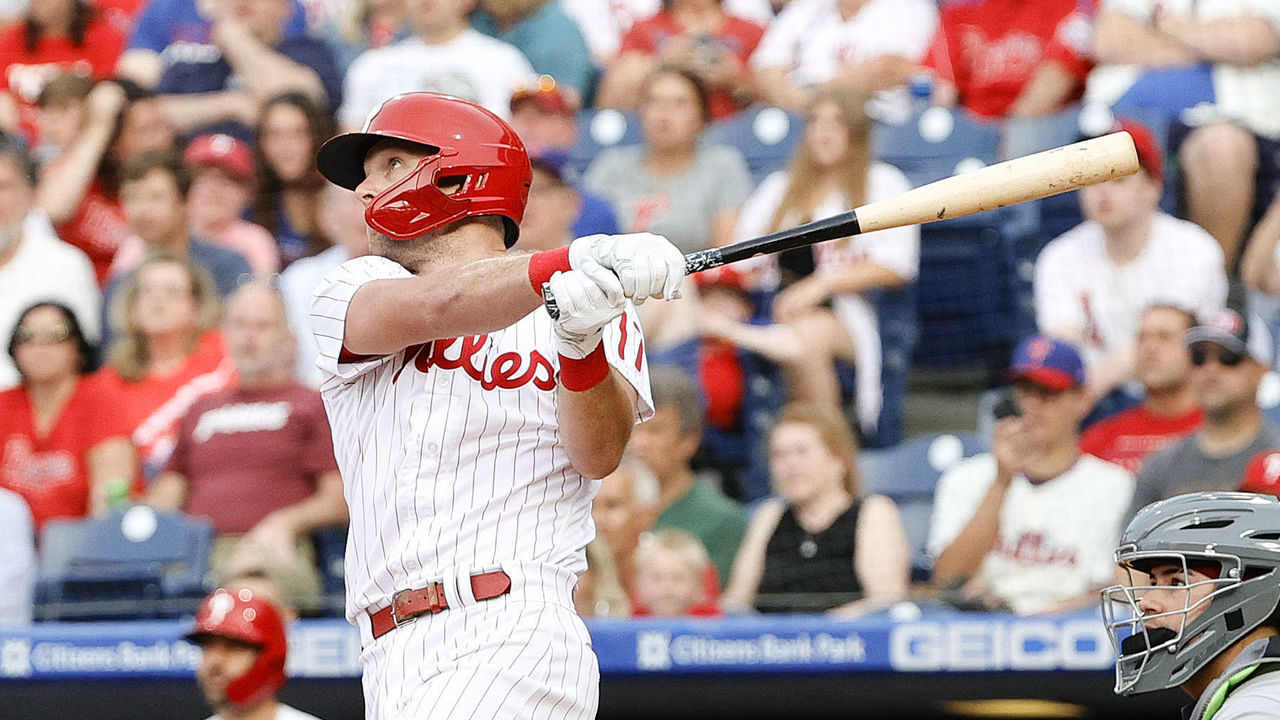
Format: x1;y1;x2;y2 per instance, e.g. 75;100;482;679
528;246;572;296
558;344;610;392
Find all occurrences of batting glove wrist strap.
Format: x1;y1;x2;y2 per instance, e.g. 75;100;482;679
558;343;610;391
527;246;572;296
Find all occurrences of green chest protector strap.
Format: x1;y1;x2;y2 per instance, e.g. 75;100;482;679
1201;638;1280;720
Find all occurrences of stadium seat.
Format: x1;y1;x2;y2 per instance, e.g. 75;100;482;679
858;431;989;582
36;506;214;621
312;526;348;616
566;108;643;178
872;107;1001;187
703;105;806;185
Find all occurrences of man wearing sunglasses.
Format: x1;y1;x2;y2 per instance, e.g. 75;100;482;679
1129;308;1280;519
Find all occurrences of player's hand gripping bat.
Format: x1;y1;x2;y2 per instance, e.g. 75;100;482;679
545;130;1139;319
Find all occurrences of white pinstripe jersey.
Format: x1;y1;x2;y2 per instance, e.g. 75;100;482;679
310;256;654;625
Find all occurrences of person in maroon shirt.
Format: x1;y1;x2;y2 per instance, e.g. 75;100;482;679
1080;304;1204;474
147;281;347;612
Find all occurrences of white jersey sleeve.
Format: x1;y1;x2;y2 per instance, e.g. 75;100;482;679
310;255;413;381
587;304;655;422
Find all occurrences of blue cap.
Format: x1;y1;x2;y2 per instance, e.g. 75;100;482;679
1005;335;1085;391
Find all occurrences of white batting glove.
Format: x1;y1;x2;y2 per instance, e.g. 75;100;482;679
547;259;627;359
568;232;685;304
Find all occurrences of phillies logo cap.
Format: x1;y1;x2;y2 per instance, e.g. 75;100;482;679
1185;308;1273;366
1004;335;1085;391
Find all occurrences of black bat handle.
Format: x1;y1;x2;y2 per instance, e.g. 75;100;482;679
542;208;861;320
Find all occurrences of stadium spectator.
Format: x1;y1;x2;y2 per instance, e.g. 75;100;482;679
575;538;630;617
592;456;661;594
0;486;35;625
0;302;134;531
0;0;127;143
507;79;619;238
279;182;367;386
1034;119;1226;402
629;364;747;585
724;402;909;616
512;153;582;253
921;0;1092;121
472;0;595;100
701;89;917;439
1089;1;1280;268
560;0;772;67
34;76;134;285
252;93;335;267
595;0;765;120
1079;305;1204;475
1130;309;1280;517
152;0;341;144
114;0;309;88
98;254;235;479
928;335;1134;615
584;65;752;254
108;150;251;301
320;0;407;74
750;0;936;113
184;587;323;720
148;281;346;612
337;0;535;128
632;528;722;616
1240;191;1280;326
183;133;279;276
0;136;100;390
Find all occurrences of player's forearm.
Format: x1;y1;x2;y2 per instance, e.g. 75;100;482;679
823;262;908;296
557;370;635;479
344;254;544;355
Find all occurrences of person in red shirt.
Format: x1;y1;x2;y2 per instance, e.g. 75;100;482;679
597;0;765;119
1080;304;1204;474
98;253;235;480
0;0;128;144
147;281;346;612
0;301;135;531
922;0;1093;120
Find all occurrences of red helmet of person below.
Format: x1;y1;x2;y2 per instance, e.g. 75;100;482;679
184;588;288;709
315;92;532;247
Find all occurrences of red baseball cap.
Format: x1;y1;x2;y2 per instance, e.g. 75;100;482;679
184;133;255;183
693;266;747;294
510;75;579;116
1113;118;1164;182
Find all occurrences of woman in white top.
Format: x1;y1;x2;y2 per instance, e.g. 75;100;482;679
701;88;919;438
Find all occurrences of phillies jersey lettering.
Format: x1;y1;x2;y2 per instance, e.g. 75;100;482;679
310;255;654;627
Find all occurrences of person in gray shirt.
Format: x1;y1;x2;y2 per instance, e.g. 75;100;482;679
1131;309;1280;518
583;66;753;255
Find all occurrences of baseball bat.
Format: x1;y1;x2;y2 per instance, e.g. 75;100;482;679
545;130;1138;318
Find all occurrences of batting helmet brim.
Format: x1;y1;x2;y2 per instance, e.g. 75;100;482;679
316;131;439;190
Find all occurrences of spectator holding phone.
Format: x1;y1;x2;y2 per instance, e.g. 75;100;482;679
928;335;1134;615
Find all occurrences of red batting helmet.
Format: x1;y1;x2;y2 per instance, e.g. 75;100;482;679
185;588;288;709
316;92;532;246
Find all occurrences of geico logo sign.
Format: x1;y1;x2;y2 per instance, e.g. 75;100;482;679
888;620;1112;672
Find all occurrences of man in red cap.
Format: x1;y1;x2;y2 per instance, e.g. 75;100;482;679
185;587;323;720
1034;118;1228;405
928;335;1135;615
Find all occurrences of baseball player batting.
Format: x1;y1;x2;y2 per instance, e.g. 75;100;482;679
310;92;684;719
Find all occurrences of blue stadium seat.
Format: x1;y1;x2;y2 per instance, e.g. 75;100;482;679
872;107;1001;187
567;108;643;178
703;105;806;185
858;431;989;582
312;526;348;616
36;507;213;621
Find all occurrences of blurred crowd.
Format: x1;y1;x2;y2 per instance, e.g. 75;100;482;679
4;0;1280;625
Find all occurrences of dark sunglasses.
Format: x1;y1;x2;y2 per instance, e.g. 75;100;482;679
13;324;73;346
1189;342;1245;368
